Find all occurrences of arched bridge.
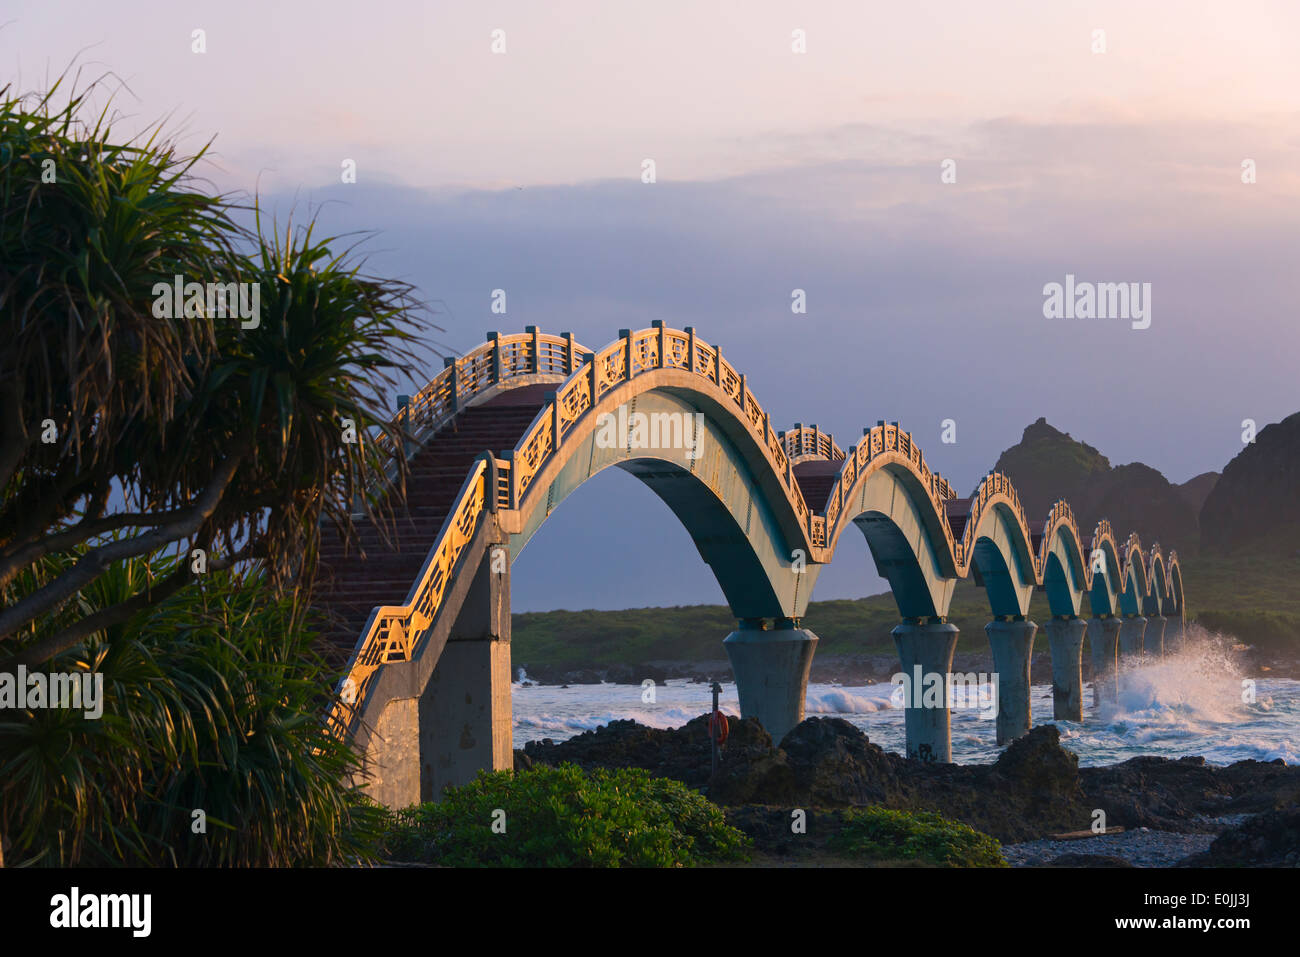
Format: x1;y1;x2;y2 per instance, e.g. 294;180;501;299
313;324;1187;807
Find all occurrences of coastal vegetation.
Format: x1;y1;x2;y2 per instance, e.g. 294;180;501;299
0;554;384;866
1;76;416;866
381;764;751;867
830;806;1007;867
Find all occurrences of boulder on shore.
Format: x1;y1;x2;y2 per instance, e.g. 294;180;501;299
1181;804;1300;867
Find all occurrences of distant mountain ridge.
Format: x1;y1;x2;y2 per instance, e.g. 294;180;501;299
993;417;1215;551
1200;411;1300;556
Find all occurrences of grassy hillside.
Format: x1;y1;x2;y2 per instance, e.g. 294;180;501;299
1178;552;1300;652
512;554;1300;670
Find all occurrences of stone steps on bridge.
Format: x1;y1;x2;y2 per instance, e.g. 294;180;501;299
945;499;972;541
792;459;843;513
312;392;548;662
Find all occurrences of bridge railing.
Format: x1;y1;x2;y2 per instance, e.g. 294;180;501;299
955;471;1033;574
1087;518;1121;598
508;323;813;543
1145;542;1171;611
326;455;491;741
815;421;959;561
1166;549;1183;616
376;328;586;467
1119;531;1149;601
780;424;845;465
1036;499;1086;586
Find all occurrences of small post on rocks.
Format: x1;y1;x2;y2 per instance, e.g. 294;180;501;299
709;679;723;778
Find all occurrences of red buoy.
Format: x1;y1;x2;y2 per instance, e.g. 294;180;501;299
708;709;729;745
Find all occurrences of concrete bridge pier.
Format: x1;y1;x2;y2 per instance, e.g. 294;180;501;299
724;619;818;746
1045;617;1087;721
1165;616;1184;652
1088;617;1121;708
1119;615;1148;659
985;618;1038;745
418;541;513;802
891;621;960;763
1147;616;1168;657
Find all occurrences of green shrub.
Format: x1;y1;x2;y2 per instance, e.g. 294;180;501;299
831;806;1007;867
383;764;750;867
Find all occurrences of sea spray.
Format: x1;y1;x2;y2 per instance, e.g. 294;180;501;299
1102;630;1251;726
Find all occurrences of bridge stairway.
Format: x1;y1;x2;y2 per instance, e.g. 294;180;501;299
792;459;844;513
945;498;972;541
312;386;551;665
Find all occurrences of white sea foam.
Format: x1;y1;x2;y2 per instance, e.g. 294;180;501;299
804;686;897;714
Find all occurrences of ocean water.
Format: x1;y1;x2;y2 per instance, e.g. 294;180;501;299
512;640;1298;767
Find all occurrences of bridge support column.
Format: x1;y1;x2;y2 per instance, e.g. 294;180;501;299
1147;616;1167;657
724;620;817;746
891;621;959;763
1088;617;1122;707
985;619;1038;745
419;542;513;801
1165;615;1184;652
1045;617;1087;721
1119;615;1147;659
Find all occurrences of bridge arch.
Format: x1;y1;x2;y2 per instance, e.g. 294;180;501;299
952;472;1038;619
1038;501;1089;617
830;453;955;619
1087;520;1124;616
1168;551;1185;620
1145;546;1170;617
815;424;960;619
1118;533;1149;616
502;364;816;621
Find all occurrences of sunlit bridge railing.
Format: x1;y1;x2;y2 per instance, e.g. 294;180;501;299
780;425;845;465
508;324;814;536
376;328;587;468
327;456;494;740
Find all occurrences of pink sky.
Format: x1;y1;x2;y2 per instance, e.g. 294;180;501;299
5;1;1299;193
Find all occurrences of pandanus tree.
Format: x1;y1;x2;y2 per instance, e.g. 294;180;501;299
0;76;433;865
0;77;429;668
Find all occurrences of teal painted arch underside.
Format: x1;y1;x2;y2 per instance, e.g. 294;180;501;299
838;461;957;620
508;387;815;620
965;498;1038;618
1083;520;1124;616
1118;534;1150;616
1041;517;1088;617
1145;547;1171;616
1168;555;1185;618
